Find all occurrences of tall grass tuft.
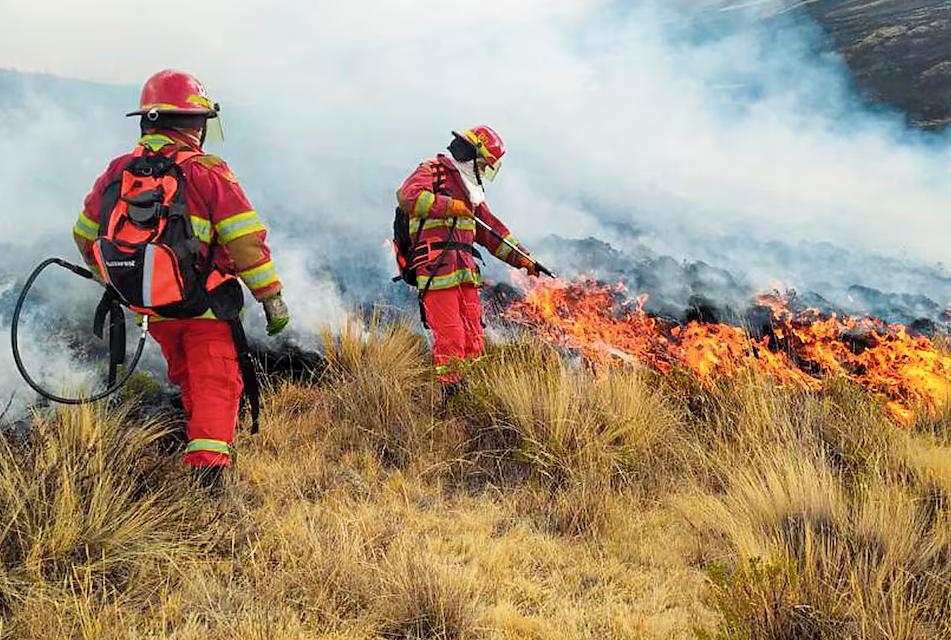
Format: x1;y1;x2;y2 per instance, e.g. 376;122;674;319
683;376;951;639
319;316;443;467
0;402;208;636
463;339;684;534
376;542;482;640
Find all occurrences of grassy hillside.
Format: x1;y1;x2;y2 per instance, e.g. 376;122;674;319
807;0;951;128
0;319;949;639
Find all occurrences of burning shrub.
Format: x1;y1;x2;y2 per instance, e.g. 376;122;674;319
501;277;951;426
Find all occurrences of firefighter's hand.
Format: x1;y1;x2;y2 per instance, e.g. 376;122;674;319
516;253;540;277
448;198;474;218
263;294;290;336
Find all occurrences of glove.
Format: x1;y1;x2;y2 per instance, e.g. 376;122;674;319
448;198;474;219
262;294;290;336
516;252;540;277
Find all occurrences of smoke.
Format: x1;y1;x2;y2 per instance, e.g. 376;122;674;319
3;0;951;403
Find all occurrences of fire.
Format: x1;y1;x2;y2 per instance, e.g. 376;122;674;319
502;277;951;424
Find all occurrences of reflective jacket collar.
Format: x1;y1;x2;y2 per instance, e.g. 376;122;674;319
139;129;202;153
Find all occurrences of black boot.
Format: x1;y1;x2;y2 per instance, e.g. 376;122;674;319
192;465;227;498
442;381;464;400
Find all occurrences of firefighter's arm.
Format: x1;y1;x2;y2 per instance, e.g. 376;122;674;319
397;162;471;220
73;170;113;281
200;158;287;329
474;204;537;273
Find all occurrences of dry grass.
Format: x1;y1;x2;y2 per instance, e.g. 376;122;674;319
1;318;950;638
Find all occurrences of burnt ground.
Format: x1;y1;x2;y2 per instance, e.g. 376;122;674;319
807;0;951;128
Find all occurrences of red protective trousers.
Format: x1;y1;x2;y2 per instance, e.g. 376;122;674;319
422;284;484;384
149;319;243;467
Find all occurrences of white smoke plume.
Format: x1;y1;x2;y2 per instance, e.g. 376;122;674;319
2;0;951;403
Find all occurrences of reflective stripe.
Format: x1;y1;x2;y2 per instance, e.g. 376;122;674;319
417;268;482;291
73;211;100;241
494;234;516;260
185;439;231;456
140;306;245;323
190;216;212;243
216;211;265;244
239;261;280;290
409;217;476;234
413;192;436;218
435;356;483;376
143;245;155;308
139;133;176;151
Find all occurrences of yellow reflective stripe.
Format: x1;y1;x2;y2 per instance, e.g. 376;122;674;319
190;216;212;243
185;439;230;456
239;261;280;290
138;133;176;151
494;234;516;260
417;268;482;291
139;306;245;323
216;211;265;244
413;192;436;218
73;211;100;241
436;357;480;375
186;95;214;109
408;217;476;234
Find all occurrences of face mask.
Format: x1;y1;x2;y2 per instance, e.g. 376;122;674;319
450;157;486;206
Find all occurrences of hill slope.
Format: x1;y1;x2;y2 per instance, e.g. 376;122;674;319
808;0;951;127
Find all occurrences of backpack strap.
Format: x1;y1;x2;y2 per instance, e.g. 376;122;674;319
92;288;127;387
228;319;260;434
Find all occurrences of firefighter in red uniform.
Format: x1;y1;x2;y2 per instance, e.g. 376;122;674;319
73;70;290;485
397;126;542;393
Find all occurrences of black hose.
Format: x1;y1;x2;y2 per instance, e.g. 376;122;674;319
10;258;148;405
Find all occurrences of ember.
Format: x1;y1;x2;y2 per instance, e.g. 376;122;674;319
502;277;951;424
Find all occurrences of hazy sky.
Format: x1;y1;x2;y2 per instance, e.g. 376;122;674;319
0;0;596;83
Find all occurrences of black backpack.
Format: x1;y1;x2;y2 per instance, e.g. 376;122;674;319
392;205;419;287
392;161;449;287
93;145;211;318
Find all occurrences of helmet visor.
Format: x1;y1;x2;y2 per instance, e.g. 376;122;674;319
204;114;225;143
481;158;502;182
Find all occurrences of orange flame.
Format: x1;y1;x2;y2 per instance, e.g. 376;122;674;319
502;277;951;425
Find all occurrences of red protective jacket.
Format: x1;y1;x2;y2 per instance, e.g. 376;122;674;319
397;154;529;291
74;130;282;310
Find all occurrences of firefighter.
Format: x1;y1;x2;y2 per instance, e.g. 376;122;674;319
73;69;290;486
397;125;542;394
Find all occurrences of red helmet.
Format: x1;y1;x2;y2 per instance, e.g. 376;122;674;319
126;70;219;119
453;125;506;181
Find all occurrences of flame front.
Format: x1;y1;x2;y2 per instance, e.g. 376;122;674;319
502;278;951;424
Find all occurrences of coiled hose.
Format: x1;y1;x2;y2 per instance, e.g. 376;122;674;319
10;258;147;404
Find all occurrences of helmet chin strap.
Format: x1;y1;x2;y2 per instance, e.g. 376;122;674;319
473;158;484;187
